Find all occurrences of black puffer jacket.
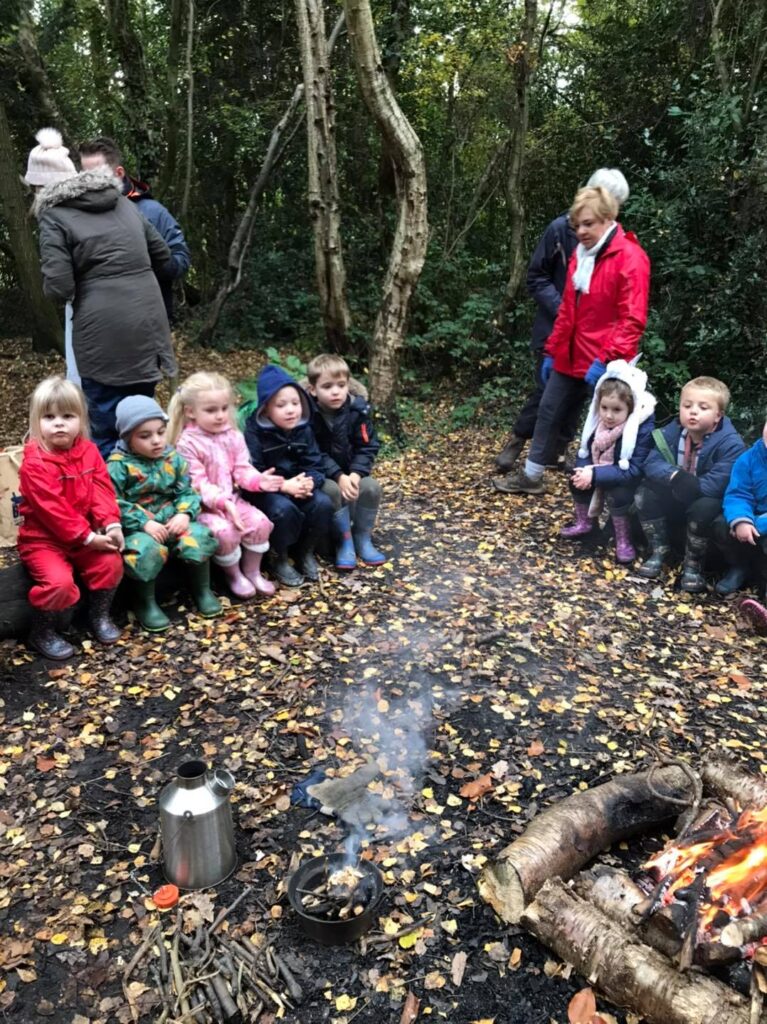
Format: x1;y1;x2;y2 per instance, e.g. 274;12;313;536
34;170;176;386
310;395;380;480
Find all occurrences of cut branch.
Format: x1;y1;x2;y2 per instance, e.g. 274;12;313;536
701;761;767;809
478;765;696;923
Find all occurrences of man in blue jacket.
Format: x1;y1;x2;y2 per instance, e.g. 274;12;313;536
494;168;630;477
78;137;191;323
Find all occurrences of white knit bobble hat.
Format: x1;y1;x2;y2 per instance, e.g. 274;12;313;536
24;128;76;186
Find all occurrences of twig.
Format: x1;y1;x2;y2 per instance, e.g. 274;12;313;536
171;912;191;1018
124;923;161;984
268;947;303;1003
207;886;253;939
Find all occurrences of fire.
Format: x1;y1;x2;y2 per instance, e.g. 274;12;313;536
643;804;767;937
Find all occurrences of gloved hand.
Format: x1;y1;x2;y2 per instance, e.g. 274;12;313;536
584;359;606;389
540;356;554;385
670;469;702;505
306;761;401;829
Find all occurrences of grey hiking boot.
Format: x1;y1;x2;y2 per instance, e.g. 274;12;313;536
492;469;546;495
495;433;526;473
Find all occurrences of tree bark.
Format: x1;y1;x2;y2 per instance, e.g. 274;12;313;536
295;0;351;350
701;760;767;809
499;0;538;317
343;0;428;433
157;0;185;200
180;0;195;220
104;0;156;175
16;4;72;146
0;100;62;354
478;765;696;923
522;878;750;1024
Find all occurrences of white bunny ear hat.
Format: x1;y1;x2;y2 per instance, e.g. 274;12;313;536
578;359;656;470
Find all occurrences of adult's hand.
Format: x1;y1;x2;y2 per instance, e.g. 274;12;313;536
541;356;554;385
584;359;606;389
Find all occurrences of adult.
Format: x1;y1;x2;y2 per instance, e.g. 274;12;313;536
494;169;631;479
496;184;650;495
78;137;191;324
26;129;177;458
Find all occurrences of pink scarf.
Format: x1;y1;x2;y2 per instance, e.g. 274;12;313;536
590;420;626;467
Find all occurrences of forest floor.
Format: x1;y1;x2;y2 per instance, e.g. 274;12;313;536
1;338;766;1024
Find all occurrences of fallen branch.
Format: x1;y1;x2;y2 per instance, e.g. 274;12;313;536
701;761;767;810
479;765;696;923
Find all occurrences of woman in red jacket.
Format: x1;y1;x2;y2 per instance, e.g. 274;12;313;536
17;377;125;660
498;186;650;495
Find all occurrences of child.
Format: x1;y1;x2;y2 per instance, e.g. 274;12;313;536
108;396;221;631
560;361;655;563
711;417;767;607
244;365;333;587
168;372;283;599
637;376;746;591
17;377;124;660
306;354;385;570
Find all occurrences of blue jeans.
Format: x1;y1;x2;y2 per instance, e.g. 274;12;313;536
247;490;333;553
80;378;156;459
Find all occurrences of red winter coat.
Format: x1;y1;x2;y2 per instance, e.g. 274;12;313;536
545;224;650;379
17;438;121;550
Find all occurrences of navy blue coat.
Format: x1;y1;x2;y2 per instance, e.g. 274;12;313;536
310;395;380;480
575;415;655;488
526;212;577;351
643;417;746;499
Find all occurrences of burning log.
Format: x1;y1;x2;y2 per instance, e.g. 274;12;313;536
521;878;751;1024
702;762;767;810
721;912;767;948
479;765;697;923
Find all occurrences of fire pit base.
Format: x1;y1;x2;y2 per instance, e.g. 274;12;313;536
288;854;384;945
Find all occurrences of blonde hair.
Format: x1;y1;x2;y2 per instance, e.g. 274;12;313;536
597;378;635;414
167;371;236;443
682;376;731;412
570;186;619;225
307;353;350;386
29;376;89;444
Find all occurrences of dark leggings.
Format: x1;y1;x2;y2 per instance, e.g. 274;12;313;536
570;481;637;515
246;490;333;553
636;482;721;531
513;352;580;445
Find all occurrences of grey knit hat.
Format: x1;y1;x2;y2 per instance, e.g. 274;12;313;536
115;396;168;439
25;128;77;186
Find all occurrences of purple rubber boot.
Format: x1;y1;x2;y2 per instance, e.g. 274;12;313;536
740;598;767;635
560;502;594;539
611;514;636;564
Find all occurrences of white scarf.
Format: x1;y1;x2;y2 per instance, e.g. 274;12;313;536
571;222;616;294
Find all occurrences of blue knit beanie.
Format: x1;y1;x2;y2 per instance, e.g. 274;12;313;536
115;395;168;439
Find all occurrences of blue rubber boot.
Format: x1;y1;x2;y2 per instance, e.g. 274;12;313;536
352;504;386;566
333;506;357;571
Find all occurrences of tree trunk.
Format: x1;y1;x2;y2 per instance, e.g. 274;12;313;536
499;0;537;318
478;765;696;923
701;760;767;809
16;4;72;146
295;0;351;350
157;0;185;200
0;100;62;354
180;0;195;220
104;0;156;175
522;878;750;1024
343;0;428;432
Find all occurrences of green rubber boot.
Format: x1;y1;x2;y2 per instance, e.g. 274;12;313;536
132;579;170;632
187;561;222;618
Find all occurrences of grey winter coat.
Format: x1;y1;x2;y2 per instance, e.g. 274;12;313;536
33;170;177;386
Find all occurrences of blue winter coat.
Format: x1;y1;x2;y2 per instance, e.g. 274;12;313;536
244;365;325;490
722;440;767;534
526;213;577;350
574;415;655;488
310;395;380;480
642;417;746;499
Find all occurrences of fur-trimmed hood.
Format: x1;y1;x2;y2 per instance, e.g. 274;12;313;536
33;169;120;218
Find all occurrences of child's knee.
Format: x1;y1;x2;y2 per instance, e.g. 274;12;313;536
322;479;342;510
175;525;219;563
358;476;382;506
124;537;167;581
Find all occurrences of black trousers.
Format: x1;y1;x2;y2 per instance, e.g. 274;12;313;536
636;482;721;532
570;481;637;515
512;352;581;444
712;516;767;571
528;370;591;467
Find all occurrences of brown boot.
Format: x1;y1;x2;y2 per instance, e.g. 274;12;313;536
495;433;526;473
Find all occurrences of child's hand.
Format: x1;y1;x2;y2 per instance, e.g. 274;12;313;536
339;473;360;502
733;522;760;545
166;513;190;537
109;527;125;552
282;474;314;498
223;500;246;532
571;467;593;490
258;468;285;493
91;533;121;552
145;520;169;543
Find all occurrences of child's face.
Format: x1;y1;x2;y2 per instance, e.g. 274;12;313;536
186;389;231;434
40;406;81;451
598;394;630;430
267;386;303;431
311;371;349;412
129;418;167;459
679;387;722;438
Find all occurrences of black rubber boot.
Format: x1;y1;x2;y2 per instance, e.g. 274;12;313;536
28;608;75;660
270;552;305;588
680;528;708;593
294;544;320;582
637;518;670;579
88;587;122;645
715;564;751;597
495;433;526;473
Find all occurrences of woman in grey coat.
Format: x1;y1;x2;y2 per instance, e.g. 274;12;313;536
32;165;177;457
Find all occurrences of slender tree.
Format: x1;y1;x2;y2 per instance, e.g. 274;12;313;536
343;0;428;431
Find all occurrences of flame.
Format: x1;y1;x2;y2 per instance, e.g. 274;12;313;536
643;804;767;937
